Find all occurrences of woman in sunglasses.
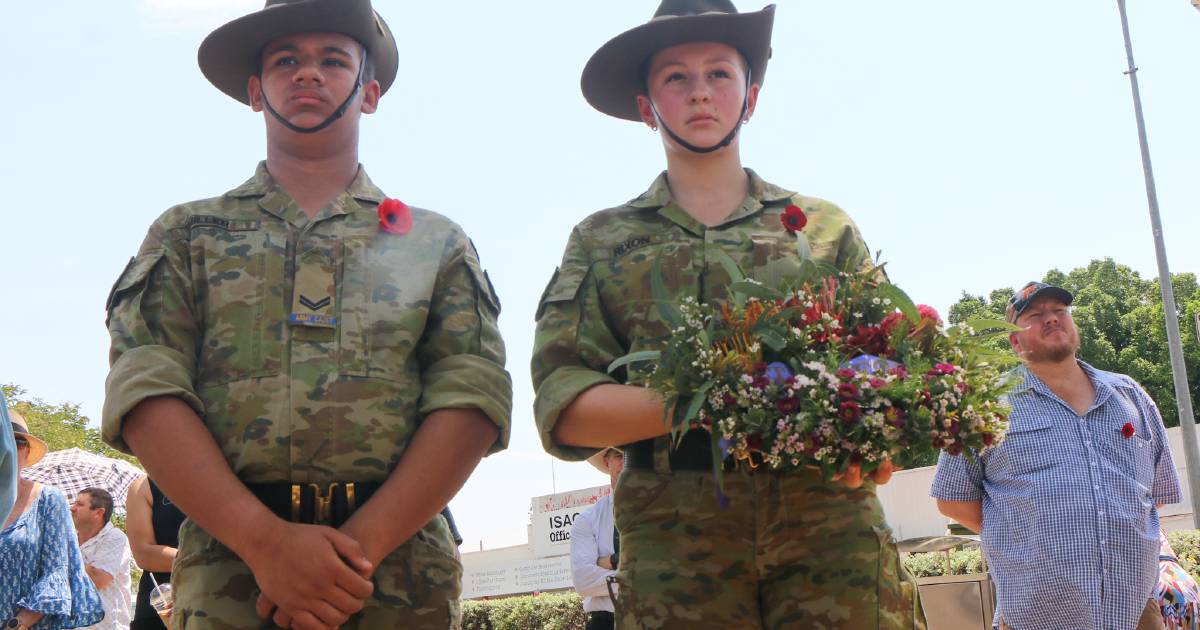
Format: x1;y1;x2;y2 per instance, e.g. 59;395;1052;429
1;409;102;630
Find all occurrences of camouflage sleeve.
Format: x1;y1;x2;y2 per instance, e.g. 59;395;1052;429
802;198;872;273
531;227;624;462
102;219;204;454
416;228;512;455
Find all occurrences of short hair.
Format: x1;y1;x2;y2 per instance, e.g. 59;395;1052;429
79;487;115;526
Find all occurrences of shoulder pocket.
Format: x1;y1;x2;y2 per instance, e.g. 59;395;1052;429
465;240;501;314
105;250;165;325
535;267;585;321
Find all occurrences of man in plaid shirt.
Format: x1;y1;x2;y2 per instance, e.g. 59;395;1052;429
932;281;1182;630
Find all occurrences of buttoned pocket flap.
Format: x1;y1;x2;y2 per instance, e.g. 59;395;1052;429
105;250;165;322
535;267;585;320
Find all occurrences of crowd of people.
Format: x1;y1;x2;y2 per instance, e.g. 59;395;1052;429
1;0;1198;628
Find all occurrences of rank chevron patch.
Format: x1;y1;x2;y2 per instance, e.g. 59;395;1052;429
299;295;331;311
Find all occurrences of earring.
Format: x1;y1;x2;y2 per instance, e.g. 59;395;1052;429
650;124;658;131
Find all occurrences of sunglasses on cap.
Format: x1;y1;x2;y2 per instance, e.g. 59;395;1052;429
14;437;28;448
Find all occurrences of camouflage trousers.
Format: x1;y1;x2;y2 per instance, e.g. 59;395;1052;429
170;514;463;629
611;467;926;630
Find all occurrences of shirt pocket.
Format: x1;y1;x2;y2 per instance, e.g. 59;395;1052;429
339;237;437;381
596;238;692;349
105;250;166;328
990;415;1057;477
193;226;284;384
1114;426;1156;489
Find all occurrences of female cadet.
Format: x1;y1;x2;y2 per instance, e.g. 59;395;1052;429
531;1;926;628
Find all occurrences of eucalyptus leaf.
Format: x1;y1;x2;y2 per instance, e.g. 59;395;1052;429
794;232;812;261
880;283;919;322
966;317;1021;333
651;255;683;328
607;350;662;374
729;281;785;301
758;328;787;351
708;247;746;284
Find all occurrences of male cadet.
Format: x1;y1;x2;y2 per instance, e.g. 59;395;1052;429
569;448;623;630
101;1;511;629
932;281;1180;630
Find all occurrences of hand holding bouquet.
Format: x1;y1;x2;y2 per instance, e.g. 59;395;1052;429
610;208;1018;486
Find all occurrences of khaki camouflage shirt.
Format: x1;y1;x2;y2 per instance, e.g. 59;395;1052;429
531;169;870;461
103;163;511;484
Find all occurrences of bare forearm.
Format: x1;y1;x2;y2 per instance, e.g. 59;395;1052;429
936;499;983;533
552;384;670;448
84;565;114;590
132;545;177;573
122;397;282;562
341;408;497;564
15;610;42;628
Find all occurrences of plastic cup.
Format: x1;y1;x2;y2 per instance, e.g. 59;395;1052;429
149;583;174;624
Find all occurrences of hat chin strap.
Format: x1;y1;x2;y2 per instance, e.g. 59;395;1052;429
260;51;368;134
650;69;752;154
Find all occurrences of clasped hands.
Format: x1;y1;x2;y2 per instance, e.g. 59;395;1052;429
244;519;379;630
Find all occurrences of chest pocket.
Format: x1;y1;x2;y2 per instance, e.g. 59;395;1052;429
596;238;693;349
989;413;1057;477
193;224;284;384
1095;391;1157;488
339;237;439;380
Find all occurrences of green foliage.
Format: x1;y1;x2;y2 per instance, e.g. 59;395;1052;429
902;547;984;577
2;384;140;467
461;592;588;630
948;259;1200;427
1168;529;1200;580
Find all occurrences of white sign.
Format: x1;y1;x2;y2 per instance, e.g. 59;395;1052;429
462;555;573;599
528;485;610;558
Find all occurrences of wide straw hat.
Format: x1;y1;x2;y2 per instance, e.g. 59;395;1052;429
586;447;623;475
581;0;775;121
198;0;398;105
10;409;48;467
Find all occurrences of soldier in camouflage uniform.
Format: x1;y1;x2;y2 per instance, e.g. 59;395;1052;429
101;1;511;628
532;2;925;628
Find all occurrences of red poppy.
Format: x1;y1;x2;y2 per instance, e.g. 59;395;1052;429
1122;422;1135;439
378;198;412;235
781;204;807;233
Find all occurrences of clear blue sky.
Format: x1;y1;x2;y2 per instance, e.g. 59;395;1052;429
2;0;1198;550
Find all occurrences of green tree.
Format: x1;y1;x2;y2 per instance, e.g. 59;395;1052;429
948;259;1200;427
3;383;140;466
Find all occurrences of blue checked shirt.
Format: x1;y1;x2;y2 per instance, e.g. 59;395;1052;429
931;361;1181;630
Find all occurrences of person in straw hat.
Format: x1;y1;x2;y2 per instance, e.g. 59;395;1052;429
101;0;511;628
570;448;624;630
531;1;925;627
2;409;104;630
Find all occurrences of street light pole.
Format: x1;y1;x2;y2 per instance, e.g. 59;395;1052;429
1115;0;1200;527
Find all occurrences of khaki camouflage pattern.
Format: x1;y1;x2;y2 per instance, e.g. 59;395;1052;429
171;516;463;630
532;170;924;628
531;169;871;462
610;468;925;630
103;163;510;626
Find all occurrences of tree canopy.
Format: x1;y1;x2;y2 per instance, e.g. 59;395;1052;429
3;383;140;467
948;258;1200;427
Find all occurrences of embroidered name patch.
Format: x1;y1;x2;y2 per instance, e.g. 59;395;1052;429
185;216;259;231
612;235;654;257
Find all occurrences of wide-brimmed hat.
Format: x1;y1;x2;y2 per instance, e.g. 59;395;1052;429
10;409;48;466
198;0;398;105
581;1;775;121
586;447;623;475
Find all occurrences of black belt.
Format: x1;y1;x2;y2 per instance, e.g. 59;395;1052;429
245;483;464;538
246;482;381;528
623;431;763;472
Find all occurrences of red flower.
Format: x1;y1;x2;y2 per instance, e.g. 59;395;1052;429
781;204;807;233
917;304;942;325
838;401;862;424
1122;422;1135;439
378;198;412;235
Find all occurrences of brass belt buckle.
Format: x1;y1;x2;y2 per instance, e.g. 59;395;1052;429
290;482;357;525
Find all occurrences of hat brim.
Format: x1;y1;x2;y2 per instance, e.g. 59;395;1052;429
581;5;775;121
13;430;47;467
586;447;622;474
198;0;398;105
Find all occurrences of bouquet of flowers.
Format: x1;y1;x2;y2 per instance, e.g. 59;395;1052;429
610;210;1018;483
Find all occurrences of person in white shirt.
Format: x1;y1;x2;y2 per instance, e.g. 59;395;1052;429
570;447;624;630
70;487;132;630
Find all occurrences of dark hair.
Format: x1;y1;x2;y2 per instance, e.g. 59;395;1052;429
80;487;115;527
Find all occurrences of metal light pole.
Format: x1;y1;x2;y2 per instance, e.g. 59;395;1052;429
1115;0;1200;527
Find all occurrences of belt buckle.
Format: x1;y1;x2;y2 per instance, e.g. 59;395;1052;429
290;482;357;525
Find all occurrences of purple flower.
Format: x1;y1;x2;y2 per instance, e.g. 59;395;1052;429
842;354;902;376
765;362;793;385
